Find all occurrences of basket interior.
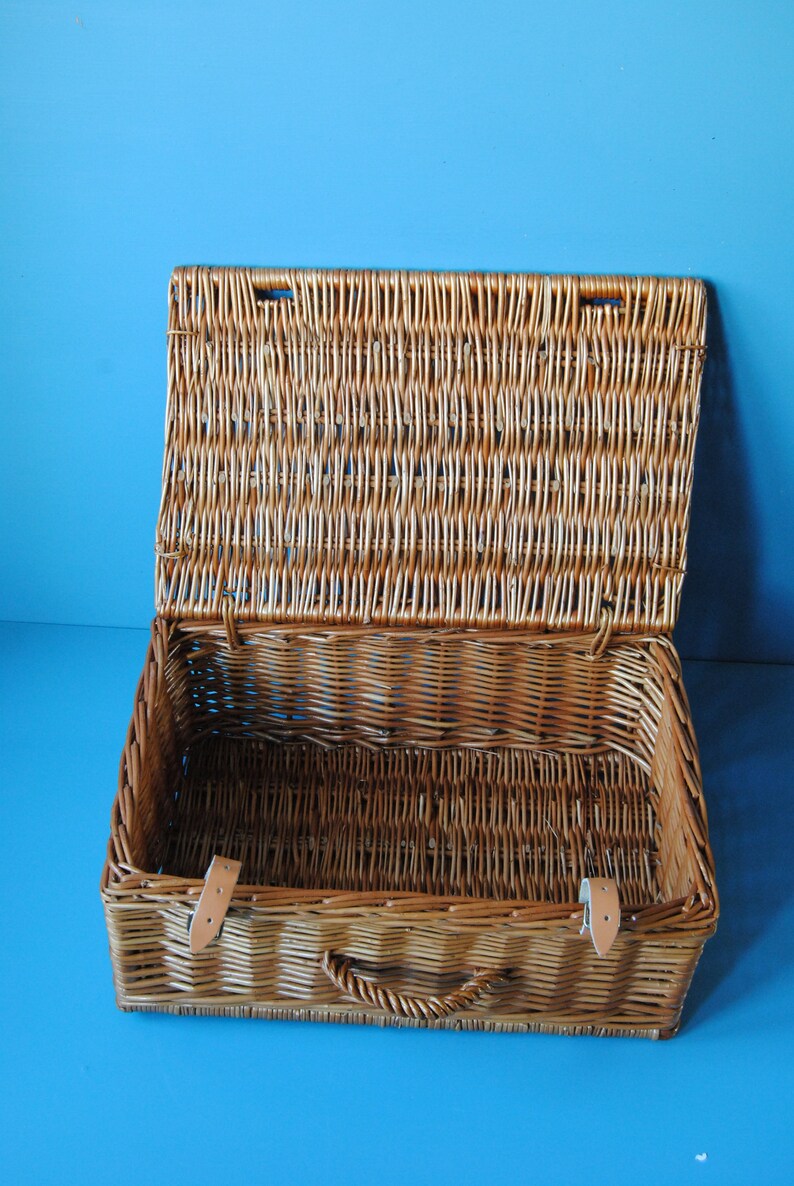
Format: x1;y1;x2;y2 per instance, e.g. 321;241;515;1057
151;626;687;909
163;738;660;904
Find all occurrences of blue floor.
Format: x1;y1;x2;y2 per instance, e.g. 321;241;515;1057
1;622;792;1186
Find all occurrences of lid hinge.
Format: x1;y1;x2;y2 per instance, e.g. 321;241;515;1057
588;605;615;660
222;593;242;649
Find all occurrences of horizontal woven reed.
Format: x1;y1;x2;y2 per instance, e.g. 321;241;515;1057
102;619;717;1034
156;268;706;634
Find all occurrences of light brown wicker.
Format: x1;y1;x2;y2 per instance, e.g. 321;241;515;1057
102;268;717;1037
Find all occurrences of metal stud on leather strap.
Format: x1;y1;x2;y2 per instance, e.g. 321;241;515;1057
188;855;242;954
579;878;620;956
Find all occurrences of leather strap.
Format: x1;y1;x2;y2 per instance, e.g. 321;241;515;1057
579;878;620;957
189;855;242;954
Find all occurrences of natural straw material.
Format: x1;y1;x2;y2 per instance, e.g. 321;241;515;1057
103;268;717;1037
156;269;705;634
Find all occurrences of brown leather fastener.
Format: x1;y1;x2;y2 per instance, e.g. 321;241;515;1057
188;855;242;954
321;951;496;1020
579;878;620;957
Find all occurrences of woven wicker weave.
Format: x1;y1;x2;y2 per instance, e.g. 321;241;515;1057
102;268;717;1036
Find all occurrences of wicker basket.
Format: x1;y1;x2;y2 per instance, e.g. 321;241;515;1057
101;268;717;1036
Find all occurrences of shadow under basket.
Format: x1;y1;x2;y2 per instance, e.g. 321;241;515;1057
102;620;717;1036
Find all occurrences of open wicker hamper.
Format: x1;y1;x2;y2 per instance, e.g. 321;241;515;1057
102;267;718;1036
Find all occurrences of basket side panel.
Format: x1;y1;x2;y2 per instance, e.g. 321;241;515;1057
166;623;660;763
649;640;718;911
102;620;183;884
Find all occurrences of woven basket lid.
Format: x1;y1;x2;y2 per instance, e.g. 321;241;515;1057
155;267;706;633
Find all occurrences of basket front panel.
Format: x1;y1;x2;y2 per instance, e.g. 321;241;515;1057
156;268;706;632
104;891;709;1034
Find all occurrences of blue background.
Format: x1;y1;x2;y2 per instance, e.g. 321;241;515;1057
1;0;792;660
1;4;793;1185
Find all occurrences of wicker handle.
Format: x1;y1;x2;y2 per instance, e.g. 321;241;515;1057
321;951;496;1019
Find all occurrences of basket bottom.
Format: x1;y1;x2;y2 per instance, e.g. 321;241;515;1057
118;998;669;1037
160;737;664;905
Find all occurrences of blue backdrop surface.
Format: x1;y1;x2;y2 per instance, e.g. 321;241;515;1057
1;621;793;1186
1;1;793;660
2;8;794;1183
